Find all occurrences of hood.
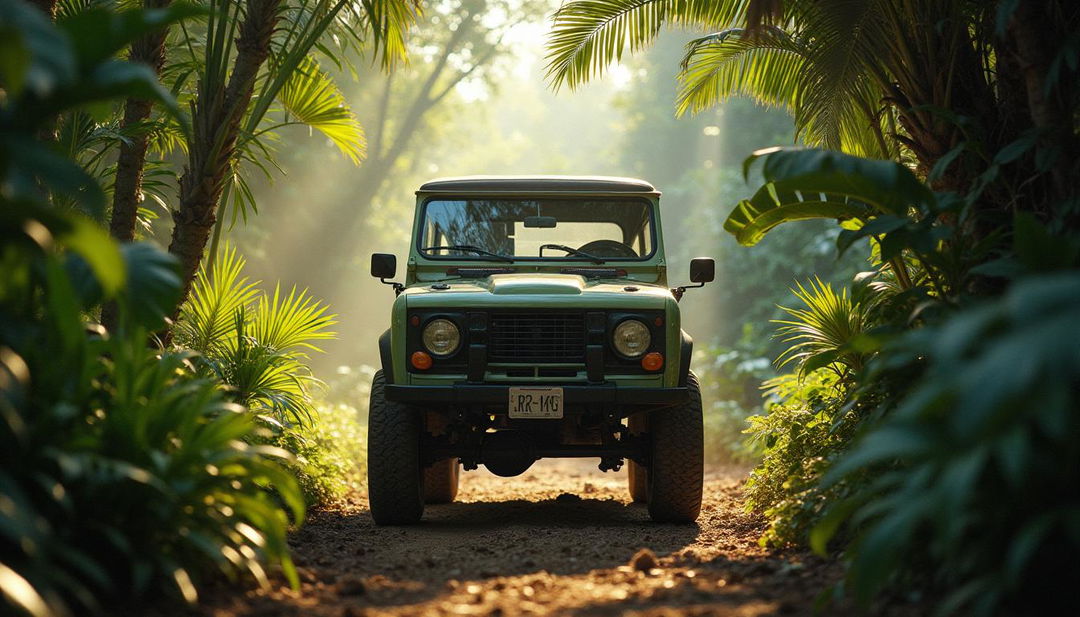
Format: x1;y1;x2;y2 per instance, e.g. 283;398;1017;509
402;273;674;309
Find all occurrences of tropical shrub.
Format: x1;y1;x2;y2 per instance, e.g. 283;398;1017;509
813;274;1080;613
172;246;371;507
175;246;336;428
730;146;1080;613
0;209;305;616
1;8;304;614
742;370;857;547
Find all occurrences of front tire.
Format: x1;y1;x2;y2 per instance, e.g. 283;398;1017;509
367;370;424;525
647;372;704;523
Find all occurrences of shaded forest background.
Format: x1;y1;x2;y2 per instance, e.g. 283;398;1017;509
186;6;862;381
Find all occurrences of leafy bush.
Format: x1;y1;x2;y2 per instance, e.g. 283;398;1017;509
273;401;367;507
742;370;859;546
814;274;1080;613
175;246;336;428
0;211;305;616
773;277;874;378
172;246;369;508
728;145;1080;613
1;7;305;614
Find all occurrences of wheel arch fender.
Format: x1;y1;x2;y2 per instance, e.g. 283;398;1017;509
379;328;394;384
678;329;693;387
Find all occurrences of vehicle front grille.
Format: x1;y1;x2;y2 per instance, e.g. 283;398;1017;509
489;312;586;363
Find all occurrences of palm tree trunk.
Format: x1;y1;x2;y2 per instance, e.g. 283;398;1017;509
110;0;172;244
1009;1;1078;206
166;0;282;336
102;0;172;332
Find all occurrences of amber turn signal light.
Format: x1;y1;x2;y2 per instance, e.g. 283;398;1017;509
641;352;664;371
411;351;433;370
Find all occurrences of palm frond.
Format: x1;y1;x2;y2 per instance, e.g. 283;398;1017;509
249;284;337;356
353;0;418;70
676;26;807;116
790;0;894;157
773;277;871;377
545;0;753;90
276;57;365;163
175;245;260;354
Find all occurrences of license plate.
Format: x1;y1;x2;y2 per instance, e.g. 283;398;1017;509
508;387;564;419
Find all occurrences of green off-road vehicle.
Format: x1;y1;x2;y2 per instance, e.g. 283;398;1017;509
367;176;713;524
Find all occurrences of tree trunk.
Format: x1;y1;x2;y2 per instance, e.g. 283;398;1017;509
102;0;172;333
110;0;172;243
165;0;281;337
1009;1;1078;207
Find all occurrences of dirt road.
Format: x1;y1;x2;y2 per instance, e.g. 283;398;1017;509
194;460;908;617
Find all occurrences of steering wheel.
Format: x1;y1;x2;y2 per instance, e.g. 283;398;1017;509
577;239;639;258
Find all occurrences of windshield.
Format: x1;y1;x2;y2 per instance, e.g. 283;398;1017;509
418;198;655;261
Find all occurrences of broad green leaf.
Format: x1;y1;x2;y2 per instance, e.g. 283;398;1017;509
725;188;869;246
118;243;182;330
725;148;932;246
57;4;206;69
59;215;126;296
0;0;74;97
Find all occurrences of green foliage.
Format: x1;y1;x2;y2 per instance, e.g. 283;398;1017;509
272;401;367;506
545;0;744;90
743;371;860;547
276;56;366;162
735;139;1080;613
0;209;304;616
676;26;806;116
545;0;903;156
176;246;336;428
773;277;873;378
1;10;306;614
814;275;1080;612
724;147;932;247
0;1;195;221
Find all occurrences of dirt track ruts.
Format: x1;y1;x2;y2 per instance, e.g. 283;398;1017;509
185;460;921;617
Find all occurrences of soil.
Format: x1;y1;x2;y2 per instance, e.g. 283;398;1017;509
183;460;921;617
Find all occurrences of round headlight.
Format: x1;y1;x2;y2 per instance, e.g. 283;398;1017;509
612;319;651;358
422;318;461;356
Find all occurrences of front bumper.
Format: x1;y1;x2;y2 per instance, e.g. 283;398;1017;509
385;383;688;406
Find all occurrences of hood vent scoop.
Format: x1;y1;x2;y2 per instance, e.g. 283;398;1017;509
488;274;585;295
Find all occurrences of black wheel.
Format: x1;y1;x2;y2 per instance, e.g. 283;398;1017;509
647;371;704;523
424;458;460;504
626;412;648;503
367;370;424;525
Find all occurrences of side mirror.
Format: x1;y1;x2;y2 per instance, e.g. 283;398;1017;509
689;257;715;283
371;253;397;279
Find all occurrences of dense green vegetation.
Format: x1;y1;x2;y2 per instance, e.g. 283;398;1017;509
5;0;1078;613
549;0;1080;613
0;1;409;614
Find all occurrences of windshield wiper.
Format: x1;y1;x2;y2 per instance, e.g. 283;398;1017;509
422;244;514;262
539;244;605;264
